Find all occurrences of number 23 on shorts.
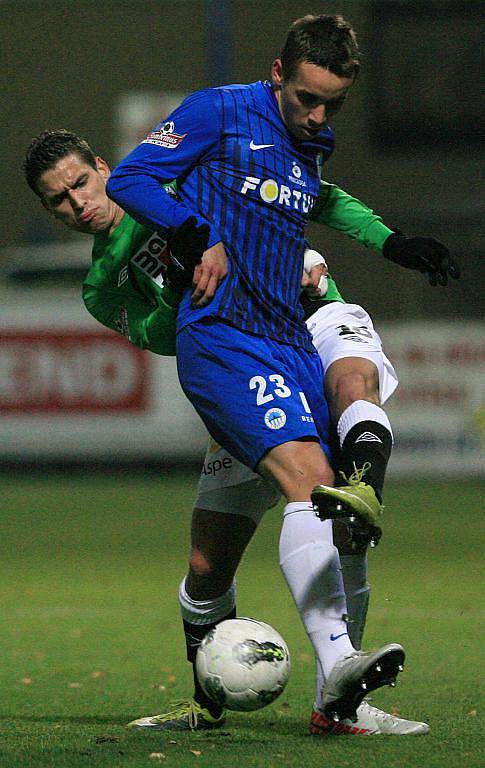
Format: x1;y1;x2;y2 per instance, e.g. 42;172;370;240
249;374;311;414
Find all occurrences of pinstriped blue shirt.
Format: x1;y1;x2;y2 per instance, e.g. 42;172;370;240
107;81;334;351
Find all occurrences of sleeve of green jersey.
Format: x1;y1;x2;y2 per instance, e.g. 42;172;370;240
310;181;394;251
82;284;179;356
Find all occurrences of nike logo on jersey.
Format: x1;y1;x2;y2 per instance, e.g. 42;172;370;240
355;432;383;444
249;141;275;150
330;632;349;642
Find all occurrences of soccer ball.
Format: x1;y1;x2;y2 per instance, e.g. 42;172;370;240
195;617;291;712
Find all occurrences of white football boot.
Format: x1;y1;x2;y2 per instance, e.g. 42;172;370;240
321;643;405;723
310;700;430;735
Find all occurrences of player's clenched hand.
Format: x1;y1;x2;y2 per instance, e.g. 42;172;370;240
191;241;228;307
166;216;211;292
301;247;329;297
383;233;460;286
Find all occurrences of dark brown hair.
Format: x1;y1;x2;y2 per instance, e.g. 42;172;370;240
280;14;361;81
24;129;97;197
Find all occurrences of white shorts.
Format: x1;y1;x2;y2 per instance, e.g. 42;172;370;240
307;302;398;405
195;302;398;522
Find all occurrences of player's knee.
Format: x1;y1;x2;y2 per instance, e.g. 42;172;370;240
188;548;235;595
332;371;379;414
259;439;334;500
282;458;334;498
189;548;216;580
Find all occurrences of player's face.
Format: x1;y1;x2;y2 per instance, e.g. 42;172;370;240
272;59;354;140
37;153;121;234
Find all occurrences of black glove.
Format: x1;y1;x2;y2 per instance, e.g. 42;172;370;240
165;216;210;292
383;232;460;286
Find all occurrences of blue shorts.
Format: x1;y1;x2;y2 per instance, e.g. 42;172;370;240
176;319;331;470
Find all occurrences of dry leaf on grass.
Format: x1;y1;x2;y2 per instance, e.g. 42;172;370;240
20;677;33;685
190;749;202;757
149;753;166;760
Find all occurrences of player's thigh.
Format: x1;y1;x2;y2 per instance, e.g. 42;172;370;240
307;302;398;404
177;319;331;470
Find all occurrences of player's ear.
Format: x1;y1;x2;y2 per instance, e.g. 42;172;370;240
271;59;283;89
95;156;111;181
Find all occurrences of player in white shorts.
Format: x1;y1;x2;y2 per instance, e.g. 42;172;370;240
24;134;427;734
188;255;428;735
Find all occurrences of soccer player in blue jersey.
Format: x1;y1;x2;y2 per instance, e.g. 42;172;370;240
26;123;446;733
107;14;456;732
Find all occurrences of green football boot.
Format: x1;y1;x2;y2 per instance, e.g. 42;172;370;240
312;463;383;547
127;699;226;731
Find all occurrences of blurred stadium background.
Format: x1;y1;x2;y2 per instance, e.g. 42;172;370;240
0;0;483;473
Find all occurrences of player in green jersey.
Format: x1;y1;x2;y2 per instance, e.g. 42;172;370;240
23;128;441;735
23;131;219;357
84;213;179;355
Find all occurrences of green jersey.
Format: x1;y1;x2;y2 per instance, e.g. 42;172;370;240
81;182;393;354
82;213;180;355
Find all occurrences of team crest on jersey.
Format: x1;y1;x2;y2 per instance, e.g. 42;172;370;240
130;232;170;288
143;121;187;149
288;162;306;187
264;407;287;430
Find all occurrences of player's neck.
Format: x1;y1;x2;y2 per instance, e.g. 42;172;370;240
108;204;125;235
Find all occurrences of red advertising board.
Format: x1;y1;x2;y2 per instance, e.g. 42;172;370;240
0;330;150;413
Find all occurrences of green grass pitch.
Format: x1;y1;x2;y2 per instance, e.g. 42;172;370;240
0;472;483;767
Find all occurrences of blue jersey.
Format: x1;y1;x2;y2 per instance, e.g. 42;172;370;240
107;80;334;351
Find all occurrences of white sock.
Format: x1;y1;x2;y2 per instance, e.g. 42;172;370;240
179;577;236;625
340;553;370;651
337;400;393;445
279;502;354;710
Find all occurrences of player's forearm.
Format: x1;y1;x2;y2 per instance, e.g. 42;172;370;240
106;164;214;243
311;181;393;251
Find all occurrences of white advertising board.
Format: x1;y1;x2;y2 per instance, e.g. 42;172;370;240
0;290;207;462
0;290;483;475
381;321;484;476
